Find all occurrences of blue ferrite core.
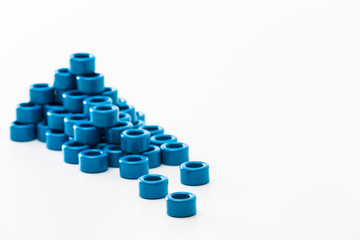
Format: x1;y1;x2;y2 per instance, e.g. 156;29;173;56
161;142;189;166
150;134;177;147
64;114;87;137
120;129;151;153
43;103;63;121
180;161;210;186
76;73;105;94
102;87;118;105
105;121;133;145
10;121;36;142
54;68;76;90
73;122;102;146
16;102;42;123
141;145;161;168
90;105;119;128
69;53;95;75
83;96;112;117
138;174;168;199
103;145;126;167
63;90;88;113
118;97;127;107
136;111;145;122
62;141;90;164
166;192;197;218
30;83;55;105
132;120;145;129
119;155;149;179
47;109;70;131
45;130;68;151
79;149;108;173
37;121;48;142
119;104;136;122
119;112;131;122
139;125;164;136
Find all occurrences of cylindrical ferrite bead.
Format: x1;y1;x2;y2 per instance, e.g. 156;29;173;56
76;73;104;94
73;122;102;146
10;121;36;142
69;53;95;75
83;96;112;117
139;174;168;199
89;104;119;128
45;130;68;151
166;192;196;218
30;83;54;105
79;149;108;173
105;121;133;145
120;129;150;153
150;134;177;147
141;145;161;168
54;68;77;90
62;141;90;164
180;161;210;186
103;145;126;168
16;102;42;123
64;114;87;137
119;155;149;179
161;142;189;166
63;90;88;113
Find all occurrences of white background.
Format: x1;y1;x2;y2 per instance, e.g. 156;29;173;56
0;0;360;239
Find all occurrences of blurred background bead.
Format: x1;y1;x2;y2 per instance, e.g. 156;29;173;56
10;121;36;142
16;102;42;123
77;73;104;94
69;53;95;75
30;83;54;105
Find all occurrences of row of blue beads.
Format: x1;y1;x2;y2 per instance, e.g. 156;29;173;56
10;53;210;218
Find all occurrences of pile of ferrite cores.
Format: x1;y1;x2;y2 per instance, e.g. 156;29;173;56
10;53;210;218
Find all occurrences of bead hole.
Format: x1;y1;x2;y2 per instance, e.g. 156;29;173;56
109;146;121;151
81;72;100;77
172;193;190;199
79;123;93;128
70;116;86;121
144;126;159;131
68;142;83;147
20;103;35;107
85;151;101;156
53;110;69;114
119;106;129;110
166;143;183;149
144;176;162;181
126;156;142;162
90;98;106;103
33;83;48;88
58;68;69;73
127;130;144;136
115;122;128;127
74;53;91;58
96;106;112;111
69;91;84;96
186;162;204;168
156;135;172;141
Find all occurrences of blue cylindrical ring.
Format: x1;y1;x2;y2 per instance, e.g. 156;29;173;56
47;109;70;131
16;102;42;123
62;141;90;164
73;122;102;146
139;125;164;136
36;121;48;142
54;68;77;90
119;104;136;123
105;121;133;145
138;174;168;199
89;104;119;128
180;161;210;186
119;155;149;179
83;96;112;117
30;83;54;105
79;149;108;173
141;145;161;168
76;73;105;94
45;130;68;151
102;87;118;105
119;112;131;122
69;53;95;75
62;90;88;113
161;142;189;166
103;145;126;168
64;114;87;137
120;129;151;153
166;192;197;218
132;120;145;129
150;134;177;147
117;97;127;107
136;111;145;122
10;121;36;142
43;103;63;121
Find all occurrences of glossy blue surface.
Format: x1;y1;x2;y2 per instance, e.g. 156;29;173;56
73;122;102;146
54;89;66;103
119;155;149;179
10;121;36;142
117;97;127;107
180;161;210;186
161;142;189;166
16;102;42;123
47;109;70;131
136;111;145;121
62;141;90;164
43;103;63;121
103;145;126;167
119;104;136;123
166;192;196;218
76;72;104;94
132;120;145;129
36;121;48;142
119;112;131;122
64;114;87;137
138;174;168;199
83;96;112;117
30;83;54;105
96;142;108;150
54;68;76;90
102;87;118;105
104;121;133;145
69;53;95;75
89;104;119;128
139;125;164;136
79;149;108;173
45;130;68;151
141;145;161;168
120;129;150;153
62;90;88;113
150;134;177;147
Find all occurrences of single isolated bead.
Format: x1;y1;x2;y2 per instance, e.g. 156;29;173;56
79;149;108;173
89;104;119;128
161;142;189;166
138;174;168;199
69;53;95;75
180;161;210;186
120;129;151;153
119;155;149;179
10;121;36;142
63;90;88;113
16;102;42;123
150;134;177;147
30;83;54;105
166;192;197;218
76;72;105;95
62;141;90;164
